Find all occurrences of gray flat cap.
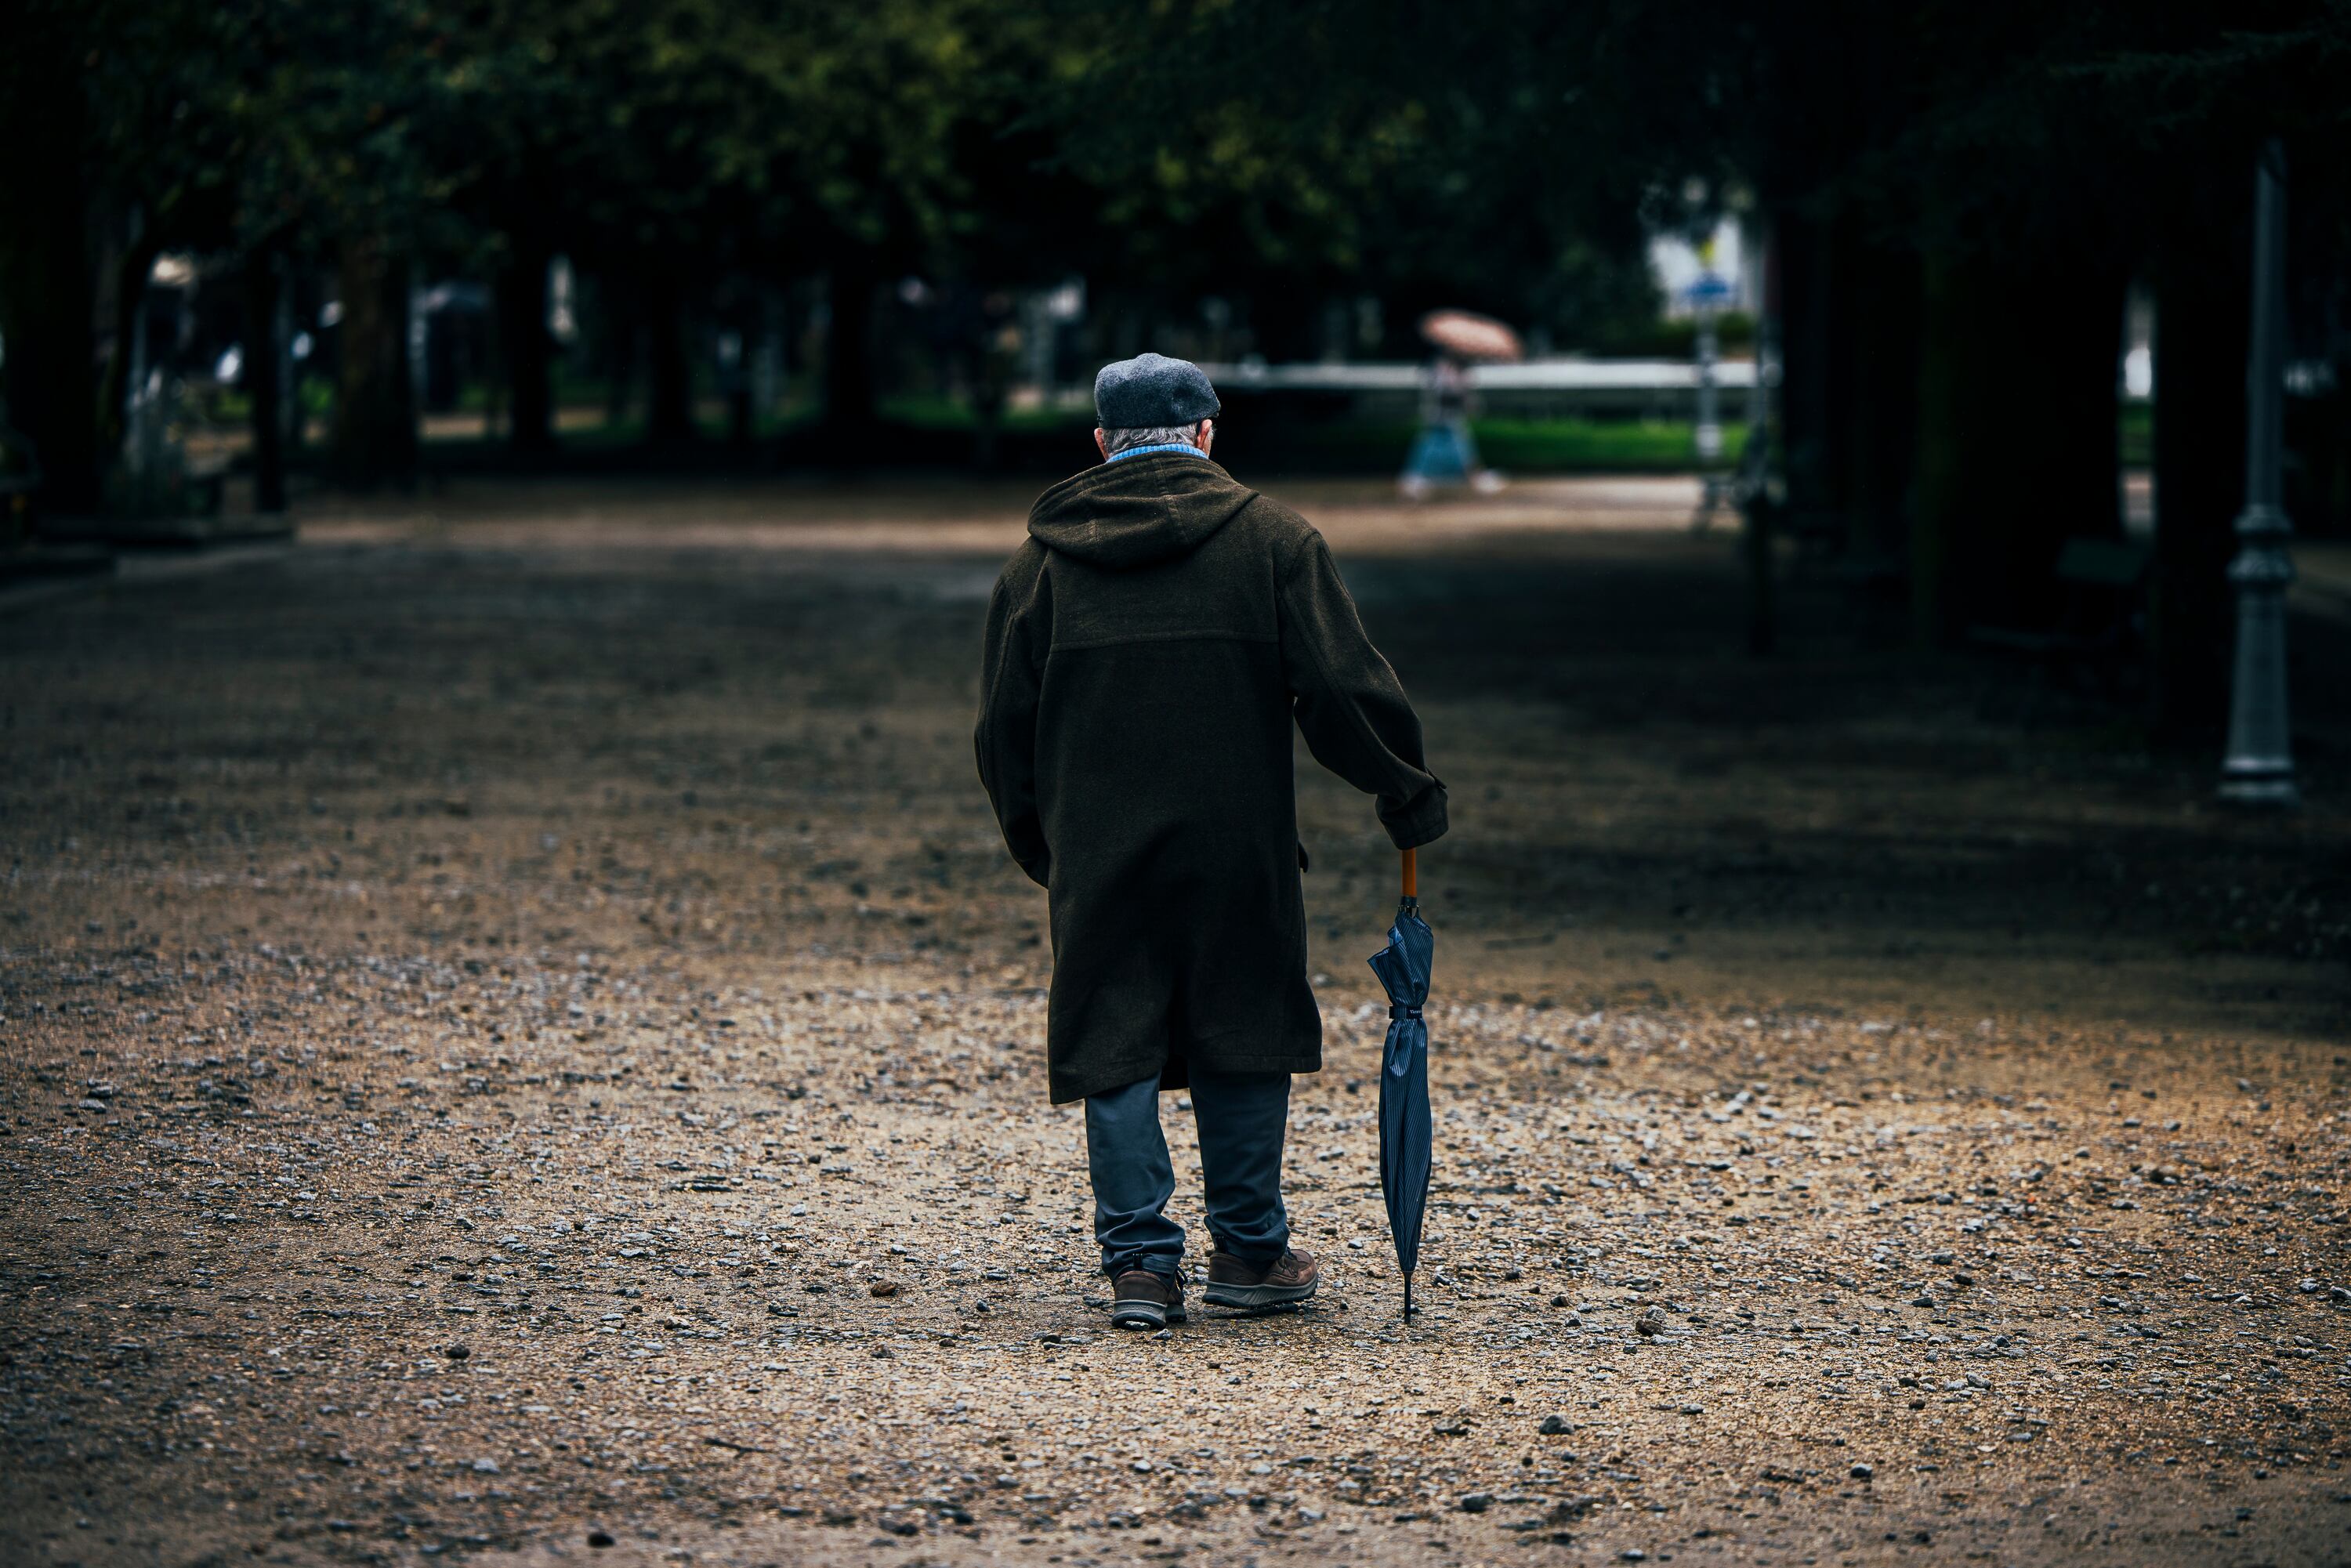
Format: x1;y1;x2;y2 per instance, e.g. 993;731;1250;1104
1093;352;1221;429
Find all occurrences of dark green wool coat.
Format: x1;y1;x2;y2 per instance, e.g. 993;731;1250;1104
976;451;1447;1105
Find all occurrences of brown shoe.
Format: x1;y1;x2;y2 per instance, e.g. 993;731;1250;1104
1109;1269;1186;1331
1202;1248;1319;1310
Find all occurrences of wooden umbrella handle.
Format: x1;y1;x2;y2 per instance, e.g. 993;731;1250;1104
1401;847;1418;900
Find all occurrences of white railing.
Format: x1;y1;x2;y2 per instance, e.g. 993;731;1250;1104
1194;359;1761;393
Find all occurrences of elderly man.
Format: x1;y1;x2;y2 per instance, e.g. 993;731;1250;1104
976;353;1447;1331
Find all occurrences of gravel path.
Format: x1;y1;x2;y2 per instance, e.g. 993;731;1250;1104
4;480;2348;1566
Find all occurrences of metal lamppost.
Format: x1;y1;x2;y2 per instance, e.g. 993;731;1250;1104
1686;266;1735;530
1694;310;1723;463
2219;139;2299;806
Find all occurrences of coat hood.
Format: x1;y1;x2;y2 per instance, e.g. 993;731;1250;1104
1027;452;1258;569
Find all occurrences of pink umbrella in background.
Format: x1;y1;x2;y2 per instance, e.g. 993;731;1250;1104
1418;309;1524;363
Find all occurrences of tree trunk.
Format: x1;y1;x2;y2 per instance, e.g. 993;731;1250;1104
1743;487;1777;656
95;229;164;469
0;31;103;513
1909;263;1962;649
2143;147;2264;742
823;253;882;454
500;239;554;453
330;238;418;491
281;264;305;463
644;271;694;444
603;271;638;430
1842;244;1922;566
245;251;287;512
2150;261;2250;740
723;290;759;448
1773;208;1844;542
1911;254;2124;646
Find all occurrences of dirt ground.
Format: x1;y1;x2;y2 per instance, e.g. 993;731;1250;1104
4;473;2349;1568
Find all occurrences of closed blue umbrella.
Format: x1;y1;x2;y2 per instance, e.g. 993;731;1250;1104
1366;848;1435;1320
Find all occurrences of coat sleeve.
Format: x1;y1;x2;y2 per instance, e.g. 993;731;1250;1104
975;548;1052;887
1276;528;1449;849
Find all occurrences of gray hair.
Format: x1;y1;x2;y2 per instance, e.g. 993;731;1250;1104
1100;421;1210;454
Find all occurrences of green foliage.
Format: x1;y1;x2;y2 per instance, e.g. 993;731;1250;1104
26;0;2351;303
42;0;1080;277
1042;1;1678;345
1476;417;1749;473
407;0;1079;282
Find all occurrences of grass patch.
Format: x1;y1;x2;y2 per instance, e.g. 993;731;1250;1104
1262;417;1748;473
1474;418;1749;472
2121;402;2151;468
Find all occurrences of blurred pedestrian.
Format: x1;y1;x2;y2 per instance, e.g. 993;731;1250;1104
976;352;1450;1331
1403;311;1520;499
1399;354;1479;499
1400;354;1508;499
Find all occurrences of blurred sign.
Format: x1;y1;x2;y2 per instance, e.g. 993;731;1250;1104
1682;273;1735;311
1650;218;1751;319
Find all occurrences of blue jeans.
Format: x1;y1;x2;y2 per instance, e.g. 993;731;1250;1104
1402;419;1478;483
1085;1068;1291;1280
